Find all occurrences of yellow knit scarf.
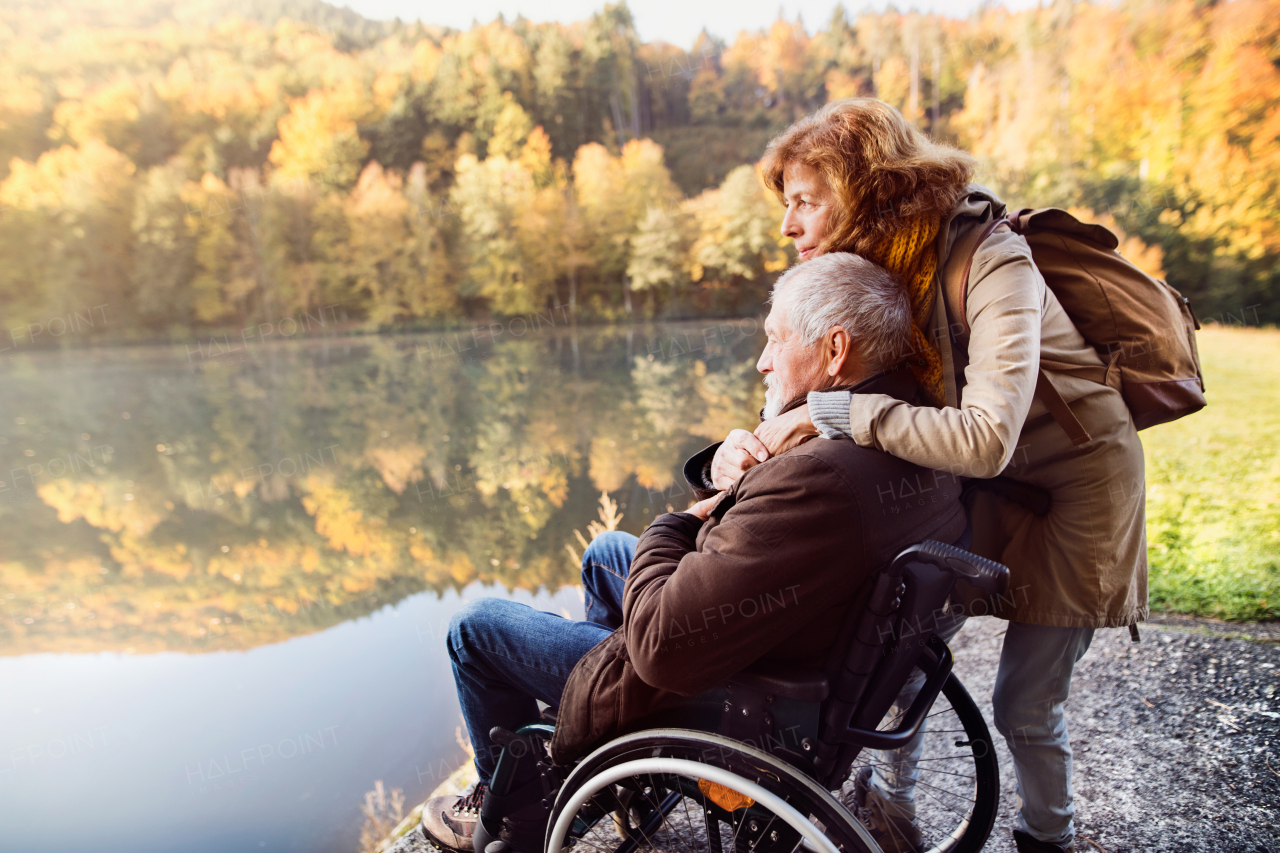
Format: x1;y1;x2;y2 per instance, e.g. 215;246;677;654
860;214;945;406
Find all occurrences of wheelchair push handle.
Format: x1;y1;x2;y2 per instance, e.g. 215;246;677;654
915;539;1010;597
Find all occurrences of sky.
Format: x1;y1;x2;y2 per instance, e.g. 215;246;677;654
337;0;1046;51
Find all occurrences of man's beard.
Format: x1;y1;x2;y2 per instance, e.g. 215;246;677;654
762;373;787;420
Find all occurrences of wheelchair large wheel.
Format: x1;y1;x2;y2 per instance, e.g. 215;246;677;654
547;729;880;853
838;673;997;853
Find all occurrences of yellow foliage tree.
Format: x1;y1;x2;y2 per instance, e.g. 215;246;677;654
48;75;142;155
684;164;788;288
269;87;371;190
0;140;135;325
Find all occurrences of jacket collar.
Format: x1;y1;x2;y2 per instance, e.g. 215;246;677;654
830;362;921;403
767;362;921;421
936;183;1008;270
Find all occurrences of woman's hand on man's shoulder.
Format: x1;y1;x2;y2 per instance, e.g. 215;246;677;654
753;403;819;458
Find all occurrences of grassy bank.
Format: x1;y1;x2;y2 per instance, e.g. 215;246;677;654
1143;326;1280;622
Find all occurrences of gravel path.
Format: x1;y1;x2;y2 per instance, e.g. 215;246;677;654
949;615;1280;853
383;616;1280;853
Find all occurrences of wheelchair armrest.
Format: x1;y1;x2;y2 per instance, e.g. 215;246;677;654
729;661;830;703
835;634;952;751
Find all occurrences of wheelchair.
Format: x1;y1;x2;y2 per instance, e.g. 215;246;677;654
471;539;1009;853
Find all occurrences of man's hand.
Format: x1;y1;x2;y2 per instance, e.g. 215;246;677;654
710;429;770;490
686;493;724;521
754;403;819;456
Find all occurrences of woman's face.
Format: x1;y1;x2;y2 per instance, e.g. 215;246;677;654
780;161;835;262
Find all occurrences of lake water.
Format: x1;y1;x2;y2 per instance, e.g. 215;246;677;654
0;319;766;852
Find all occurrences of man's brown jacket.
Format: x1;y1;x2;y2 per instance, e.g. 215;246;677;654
548;367;966;763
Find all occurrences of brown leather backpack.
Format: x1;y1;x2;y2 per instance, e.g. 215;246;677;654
942;207;1206;441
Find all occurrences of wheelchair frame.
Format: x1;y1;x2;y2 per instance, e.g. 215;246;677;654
473;540;1009;853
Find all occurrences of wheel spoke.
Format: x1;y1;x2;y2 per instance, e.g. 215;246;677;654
601;785;643;853
651;788;698;853
647;791;687;852
631;776;688;853
914;780;973;822
906;776;978;805
911;805;961;840
609;781;662;853
573;831;622;853
729;807;746;852
900;764;980;782
878;701;957;733
852;760;978;784
570;799;626;853
856;755;976;768
678;787;709;853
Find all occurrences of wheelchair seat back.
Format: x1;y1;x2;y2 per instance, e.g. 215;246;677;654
811;539;1009;786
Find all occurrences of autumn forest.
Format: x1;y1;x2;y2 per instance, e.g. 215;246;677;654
2;0;1280;341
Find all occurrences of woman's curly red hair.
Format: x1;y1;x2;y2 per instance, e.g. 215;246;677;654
759;98;976;256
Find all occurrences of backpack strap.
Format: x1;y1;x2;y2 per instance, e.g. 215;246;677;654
930;279;960;408
936;216;1008;407
940;215;1096;447
1039;355;1112;388
940;216;1008;343
1034;370;1092;446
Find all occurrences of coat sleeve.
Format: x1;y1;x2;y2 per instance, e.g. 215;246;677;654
836;232;1043;477
682;442;722;500
622;454;870;696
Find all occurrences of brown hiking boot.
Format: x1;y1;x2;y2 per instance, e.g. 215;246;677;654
850;767;923;853
420;781;489;852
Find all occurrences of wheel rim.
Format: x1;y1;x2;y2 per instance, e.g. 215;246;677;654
547;731;880;853
547;758;843;853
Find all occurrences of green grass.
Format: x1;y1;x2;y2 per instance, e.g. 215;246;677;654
1142;327;1280;622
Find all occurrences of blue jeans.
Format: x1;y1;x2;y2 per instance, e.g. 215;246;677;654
447;531;637;784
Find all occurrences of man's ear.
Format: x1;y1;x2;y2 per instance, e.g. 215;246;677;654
825;326;854;377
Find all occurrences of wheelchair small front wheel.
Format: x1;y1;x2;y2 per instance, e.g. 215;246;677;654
546;729;881;853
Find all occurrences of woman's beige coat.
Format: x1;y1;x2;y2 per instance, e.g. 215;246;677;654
814;186;1147;629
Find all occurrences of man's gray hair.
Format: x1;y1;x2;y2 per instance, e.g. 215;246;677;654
770;253;912;373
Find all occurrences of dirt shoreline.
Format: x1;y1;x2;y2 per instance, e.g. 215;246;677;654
950;615;1280;852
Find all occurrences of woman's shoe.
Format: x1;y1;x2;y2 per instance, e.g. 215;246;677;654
1013;829;1076;852
850;767;924;853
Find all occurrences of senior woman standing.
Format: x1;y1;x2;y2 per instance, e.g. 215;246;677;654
707;99;1147;853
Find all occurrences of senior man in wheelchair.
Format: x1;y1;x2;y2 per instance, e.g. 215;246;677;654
421;252;970;853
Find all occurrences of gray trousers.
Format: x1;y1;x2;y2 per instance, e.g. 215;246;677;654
872;619;1095;846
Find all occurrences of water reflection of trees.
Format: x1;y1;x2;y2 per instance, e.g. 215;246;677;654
0;324;764;654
